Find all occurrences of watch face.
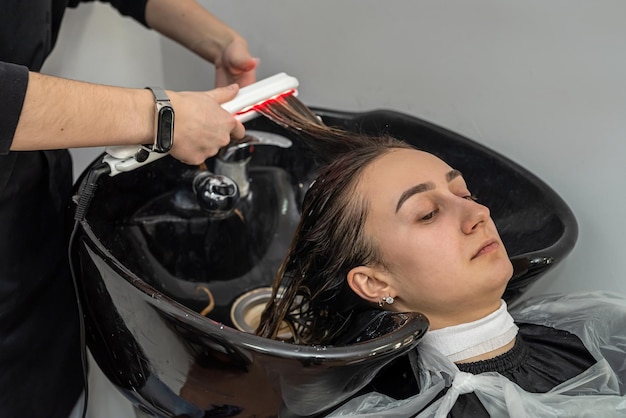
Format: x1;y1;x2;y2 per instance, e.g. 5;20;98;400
155;105;174;152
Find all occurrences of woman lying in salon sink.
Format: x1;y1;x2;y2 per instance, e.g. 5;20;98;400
256;129;626;417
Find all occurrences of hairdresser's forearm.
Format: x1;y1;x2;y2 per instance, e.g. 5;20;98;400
11;72;153;150
145;0;239;64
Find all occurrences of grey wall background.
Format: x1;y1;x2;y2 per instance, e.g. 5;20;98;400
42;1;625;416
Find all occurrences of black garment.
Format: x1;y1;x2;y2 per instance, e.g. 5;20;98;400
449;323;596;417
367;323;596;417
0;1;147;417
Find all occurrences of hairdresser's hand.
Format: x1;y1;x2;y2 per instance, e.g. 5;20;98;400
167;84;245;165
214;36;258;88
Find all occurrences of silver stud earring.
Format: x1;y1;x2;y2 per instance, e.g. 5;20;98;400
378;295;395;307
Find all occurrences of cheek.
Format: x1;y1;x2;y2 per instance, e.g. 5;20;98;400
382;232;472;298
382;230;456;280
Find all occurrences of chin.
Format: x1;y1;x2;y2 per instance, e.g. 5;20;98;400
493;247;514;279
487;259;514;295
480;251;514;281
496;264;515;296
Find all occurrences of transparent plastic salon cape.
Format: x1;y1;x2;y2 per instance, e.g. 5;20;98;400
327;291;626;417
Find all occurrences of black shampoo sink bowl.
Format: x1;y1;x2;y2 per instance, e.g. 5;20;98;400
69;108;577;417
120;164;300;325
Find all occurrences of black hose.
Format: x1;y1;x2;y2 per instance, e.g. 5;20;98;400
69;162;111;418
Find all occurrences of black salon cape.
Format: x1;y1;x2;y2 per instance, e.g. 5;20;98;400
328;292;626;417
0;1;146;417
448;322;596;417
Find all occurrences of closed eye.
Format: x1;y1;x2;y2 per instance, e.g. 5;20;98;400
420;209;439;222
464;195;478;202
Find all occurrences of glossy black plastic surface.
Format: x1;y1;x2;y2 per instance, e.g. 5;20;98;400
69;108;577;417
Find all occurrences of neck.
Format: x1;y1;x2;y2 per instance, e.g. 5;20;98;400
421;299;518;363
454;337;516;363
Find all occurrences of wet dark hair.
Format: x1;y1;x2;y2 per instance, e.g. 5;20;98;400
254;100;413;344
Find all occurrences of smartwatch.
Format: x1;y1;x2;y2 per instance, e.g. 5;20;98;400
146;86;174;153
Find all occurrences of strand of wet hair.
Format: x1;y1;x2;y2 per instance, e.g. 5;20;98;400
253;95;413;345
253;94;388;164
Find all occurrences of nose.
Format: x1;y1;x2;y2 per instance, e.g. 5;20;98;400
460;198;491;234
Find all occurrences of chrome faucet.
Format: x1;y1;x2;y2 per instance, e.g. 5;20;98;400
214;130;292;197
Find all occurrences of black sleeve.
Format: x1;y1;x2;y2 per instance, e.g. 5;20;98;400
68;0;150;27
0;62;29;155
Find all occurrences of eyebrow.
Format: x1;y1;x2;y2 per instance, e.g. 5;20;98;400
395;169;463;213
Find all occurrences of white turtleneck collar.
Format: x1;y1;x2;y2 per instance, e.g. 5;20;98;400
420;299;518;363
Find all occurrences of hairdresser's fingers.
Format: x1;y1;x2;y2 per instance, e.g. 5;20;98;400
218;61;257;89
214;37;258;88
224;41;258;73
166;87;243;165
231;119;246;140
207;84;246;139
216;56;258;88
205;85;246;139
206;83;240;104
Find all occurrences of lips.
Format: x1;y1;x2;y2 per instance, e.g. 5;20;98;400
472;240;499;260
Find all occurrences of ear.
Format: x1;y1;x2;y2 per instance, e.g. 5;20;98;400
347;265;394;305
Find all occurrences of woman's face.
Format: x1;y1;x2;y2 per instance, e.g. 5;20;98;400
356;149;513;329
